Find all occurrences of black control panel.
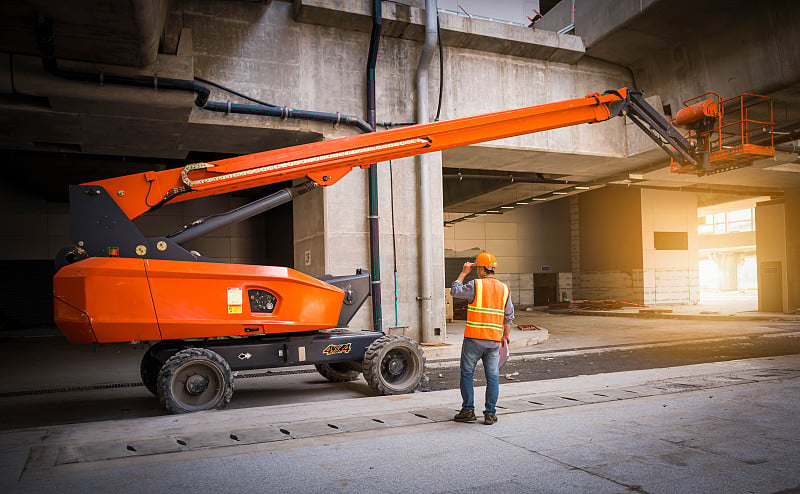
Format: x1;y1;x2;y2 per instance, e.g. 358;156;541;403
248;289;277;313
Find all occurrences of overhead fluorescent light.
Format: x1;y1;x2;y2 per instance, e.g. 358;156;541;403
532;198;548;201
501;206;514;209
552;191;568;195
486;210;501;213
574;186;591;190
515;202;529;205
628;173;644;180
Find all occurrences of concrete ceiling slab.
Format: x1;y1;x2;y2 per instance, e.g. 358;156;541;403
0;0;169;67
0;105;82;150
182;120;323;155
79;115;187;159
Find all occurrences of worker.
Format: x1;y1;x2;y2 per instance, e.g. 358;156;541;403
451;251;514;425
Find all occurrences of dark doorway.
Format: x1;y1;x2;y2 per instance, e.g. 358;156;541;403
0;260;55;330
534;273;558;306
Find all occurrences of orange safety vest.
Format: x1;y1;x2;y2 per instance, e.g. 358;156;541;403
465;278;509;341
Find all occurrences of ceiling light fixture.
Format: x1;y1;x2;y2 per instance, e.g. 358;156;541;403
515;201;529;205
574;186;591;190
552;191;568;195
501;206;514;209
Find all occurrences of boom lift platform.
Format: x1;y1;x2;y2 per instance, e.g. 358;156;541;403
670;91;774;176
54;87;700;413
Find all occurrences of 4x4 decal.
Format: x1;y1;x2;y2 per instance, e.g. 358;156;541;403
322;343;352;356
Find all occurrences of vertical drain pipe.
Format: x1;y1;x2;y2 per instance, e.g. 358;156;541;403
367;0;383;332
416;0;438;343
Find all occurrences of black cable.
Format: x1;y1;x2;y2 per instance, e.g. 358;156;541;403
194;76;279;108
434;13;444;122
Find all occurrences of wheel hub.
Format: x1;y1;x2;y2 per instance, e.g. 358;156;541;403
386;356;405;376
185;374;209;395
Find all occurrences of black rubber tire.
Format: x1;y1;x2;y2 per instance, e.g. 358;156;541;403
140;341;184;396
157;348;234;414
314;362;361;382
140;350;162;396
362;335;426;395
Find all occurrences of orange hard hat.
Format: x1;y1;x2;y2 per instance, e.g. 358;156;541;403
475;251;497;268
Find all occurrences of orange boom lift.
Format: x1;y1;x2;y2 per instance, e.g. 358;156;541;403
53;88;704;413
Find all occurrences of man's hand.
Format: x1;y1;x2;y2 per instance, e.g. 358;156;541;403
457;262;474;282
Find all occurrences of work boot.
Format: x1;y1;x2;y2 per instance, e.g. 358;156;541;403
454;408;476;422
483;412;497;425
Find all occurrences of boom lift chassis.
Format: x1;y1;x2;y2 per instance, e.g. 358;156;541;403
54;88;701;413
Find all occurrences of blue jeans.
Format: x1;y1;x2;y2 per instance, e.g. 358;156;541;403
459;337;500;415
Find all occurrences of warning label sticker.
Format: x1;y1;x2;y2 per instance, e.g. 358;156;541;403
227;287;243;314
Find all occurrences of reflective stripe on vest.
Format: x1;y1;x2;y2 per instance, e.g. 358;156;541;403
465;278;509;341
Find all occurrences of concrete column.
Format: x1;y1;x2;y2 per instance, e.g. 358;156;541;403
713;252;744;292
785;188;800;312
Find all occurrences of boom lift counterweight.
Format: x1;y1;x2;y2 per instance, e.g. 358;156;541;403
54;87;700;413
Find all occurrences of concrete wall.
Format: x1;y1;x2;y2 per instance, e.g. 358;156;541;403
640;189;698;304
137;196;268;266
578;186;643;303
0;185;70;262
444;198;570;307
0;178;266;265
579;186;642;270
576;186;698;305
444;199;571;272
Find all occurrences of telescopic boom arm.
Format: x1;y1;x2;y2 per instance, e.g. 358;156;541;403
87;87;695;221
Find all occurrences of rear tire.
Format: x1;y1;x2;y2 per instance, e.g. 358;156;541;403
140;351;161;396
157;348;233;414
363;335;426;395
315;362;361;382
140;341;184;396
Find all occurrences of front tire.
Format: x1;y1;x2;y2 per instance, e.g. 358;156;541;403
157;348;234;414
363;335;426;395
